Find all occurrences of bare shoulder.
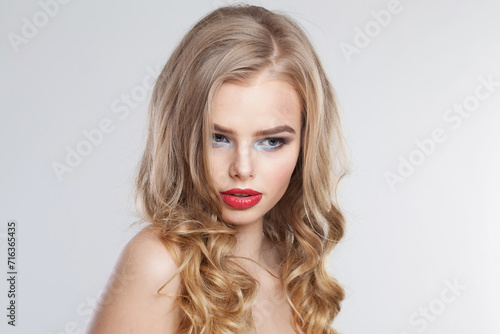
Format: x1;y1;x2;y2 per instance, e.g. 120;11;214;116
121;227;182;290
86;227;182;334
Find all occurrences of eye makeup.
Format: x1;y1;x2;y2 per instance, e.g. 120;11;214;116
212;134;288;151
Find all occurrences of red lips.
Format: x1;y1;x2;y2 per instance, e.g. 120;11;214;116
220;188;262;209
221;188;261;196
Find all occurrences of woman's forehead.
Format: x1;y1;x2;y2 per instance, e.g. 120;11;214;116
212;79;301;123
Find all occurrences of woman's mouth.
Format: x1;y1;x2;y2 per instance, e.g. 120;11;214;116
220;188;262;209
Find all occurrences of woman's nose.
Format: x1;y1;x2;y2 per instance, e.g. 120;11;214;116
229;145;254;179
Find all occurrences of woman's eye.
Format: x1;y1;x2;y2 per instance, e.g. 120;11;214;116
212;134;228;144
260;137;286;150
212;134;286;150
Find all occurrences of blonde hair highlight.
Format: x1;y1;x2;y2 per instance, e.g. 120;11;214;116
132;4;351;334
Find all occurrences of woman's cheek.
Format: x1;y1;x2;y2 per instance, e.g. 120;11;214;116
210;150;223;183
268;156;298;186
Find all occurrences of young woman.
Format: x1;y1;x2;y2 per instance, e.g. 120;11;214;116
87;4;350;334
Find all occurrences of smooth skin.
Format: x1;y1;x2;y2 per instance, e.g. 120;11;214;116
86;72;304;333
85;228;182;333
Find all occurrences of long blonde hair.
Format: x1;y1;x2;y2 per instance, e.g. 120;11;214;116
133;4;350;334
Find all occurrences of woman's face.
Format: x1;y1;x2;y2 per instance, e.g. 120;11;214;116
210;73;302;228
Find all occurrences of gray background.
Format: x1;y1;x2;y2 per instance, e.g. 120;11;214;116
1;0;499;333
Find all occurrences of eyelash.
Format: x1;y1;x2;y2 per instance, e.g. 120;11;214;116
212;134;287;150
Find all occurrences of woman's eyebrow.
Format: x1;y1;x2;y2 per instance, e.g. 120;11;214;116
213;123;296;136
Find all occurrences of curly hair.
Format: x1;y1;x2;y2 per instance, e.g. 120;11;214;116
132;4;351;334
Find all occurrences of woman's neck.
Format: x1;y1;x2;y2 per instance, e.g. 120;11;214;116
232;218;280;277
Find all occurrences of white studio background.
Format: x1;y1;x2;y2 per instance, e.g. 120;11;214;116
1;0;499;333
